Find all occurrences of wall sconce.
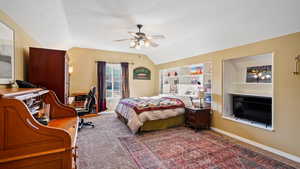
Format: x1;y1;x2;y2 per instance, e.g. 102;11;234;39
293;55;300;75
69;66;74;74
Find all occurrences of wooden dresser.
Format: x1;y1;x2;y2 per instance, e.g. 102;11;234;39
0;88;79;169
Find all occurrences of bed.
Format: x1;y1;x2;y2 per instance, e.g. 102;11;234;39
115;96;192;133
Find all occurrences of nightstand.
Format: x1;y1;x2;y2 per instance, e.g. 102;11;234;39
185;106;211;130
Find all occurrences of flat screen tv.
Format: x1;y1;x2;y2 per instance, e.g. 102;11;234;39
232;94;272;126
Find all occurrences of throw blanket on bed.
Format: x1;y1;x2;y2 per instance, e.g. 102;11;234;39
119;97;185;114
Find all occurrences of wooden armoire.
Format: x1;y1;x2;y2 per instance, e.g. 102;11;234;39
28;47;69;104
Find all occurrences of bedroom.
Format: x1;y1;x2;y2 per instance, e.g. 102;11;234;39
0;0;300;169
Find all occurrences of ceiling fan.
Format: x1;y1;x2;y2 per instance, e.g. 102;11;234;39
114;24;165;49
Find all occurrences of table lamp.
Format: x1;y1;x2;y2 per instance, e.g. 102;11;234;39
198;91;205;108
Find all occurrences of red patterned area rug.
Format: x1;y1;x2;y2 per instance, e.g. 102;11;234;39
119;127;295;169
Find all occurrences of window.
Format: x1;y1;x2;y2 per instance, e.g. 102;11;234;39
105;64;121;98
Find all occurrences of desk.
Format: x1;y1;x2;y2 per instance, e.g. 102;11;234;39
70;92;88;108
0;88;79;169
70;92;98;112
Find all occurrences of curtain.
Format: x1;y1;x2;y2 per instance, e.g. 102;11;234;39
121;62;130;98
97;61;107;111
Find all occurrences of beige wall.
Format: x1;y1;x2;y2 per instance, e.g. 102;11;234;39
68;47;157;97
157;32;300;157
0;10;40;89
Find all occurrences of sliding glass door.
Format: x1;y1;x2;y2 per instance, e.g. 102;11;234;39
105;64;122;110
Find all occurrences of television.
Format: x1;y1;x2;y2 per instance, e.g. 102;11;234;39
232;94;272;126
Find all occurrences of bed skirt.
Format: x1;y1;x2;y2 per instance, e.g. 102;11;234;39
116;112;185;132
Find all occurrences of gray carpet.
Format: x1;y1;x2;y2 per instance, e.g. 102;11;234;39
77;113;137;169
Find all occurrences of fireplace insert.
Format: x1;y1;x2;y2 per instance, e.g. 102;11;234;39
232;94;272;126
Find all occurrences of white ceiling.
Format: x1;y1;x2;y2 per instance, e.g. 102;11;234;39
1;0;300;64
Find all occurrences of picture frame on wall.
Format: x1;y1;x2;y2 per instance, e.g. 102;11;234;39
246;65;272;83
0;21;15;84
133;67;151;80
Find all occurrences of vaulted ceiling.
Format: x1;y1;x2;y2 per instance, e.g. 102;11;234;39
1;0;300;64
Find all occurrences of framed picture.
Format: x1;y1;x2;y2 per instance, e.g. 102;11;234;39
133;67;151;80
246;65;272;83
0;21;15;84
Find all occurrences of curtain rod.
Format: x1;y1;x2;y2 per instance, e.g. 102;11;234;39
94;61;134;65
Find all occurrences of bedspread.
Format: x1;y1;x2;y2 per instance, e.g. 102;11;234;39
115;96;189;133
119;97;184;114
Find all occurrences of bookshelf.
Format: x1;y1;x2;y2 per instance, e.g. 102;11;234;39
160;63;212;103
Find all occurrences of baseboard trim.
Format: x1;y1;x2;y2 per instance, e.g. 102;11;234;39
211;127;300;163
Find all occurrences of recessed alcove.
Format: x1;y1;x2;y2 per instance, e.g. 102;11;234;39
222;53;274;130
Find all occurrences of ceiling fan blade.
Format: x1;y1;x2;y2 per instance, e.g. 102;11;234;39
114;38;131;42
149;40;159;47
128;31;138;37
148;34;165;39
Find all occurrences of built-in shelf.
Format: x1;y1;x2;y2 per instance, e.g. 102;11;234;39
180;74;204;77
228;91;272;98
222;115;274;131
232;82;272;85
160;63;212;99
223;53;274;131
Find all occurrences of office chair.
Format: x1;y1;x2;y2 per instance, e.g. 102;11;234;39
76;86;96;131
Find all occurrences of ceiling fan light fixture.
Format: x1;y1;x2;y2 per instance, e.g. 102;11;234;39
135;44;141;50
130;40;136;47
139;40;145;46
114;24;165;49
144;40;150;47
